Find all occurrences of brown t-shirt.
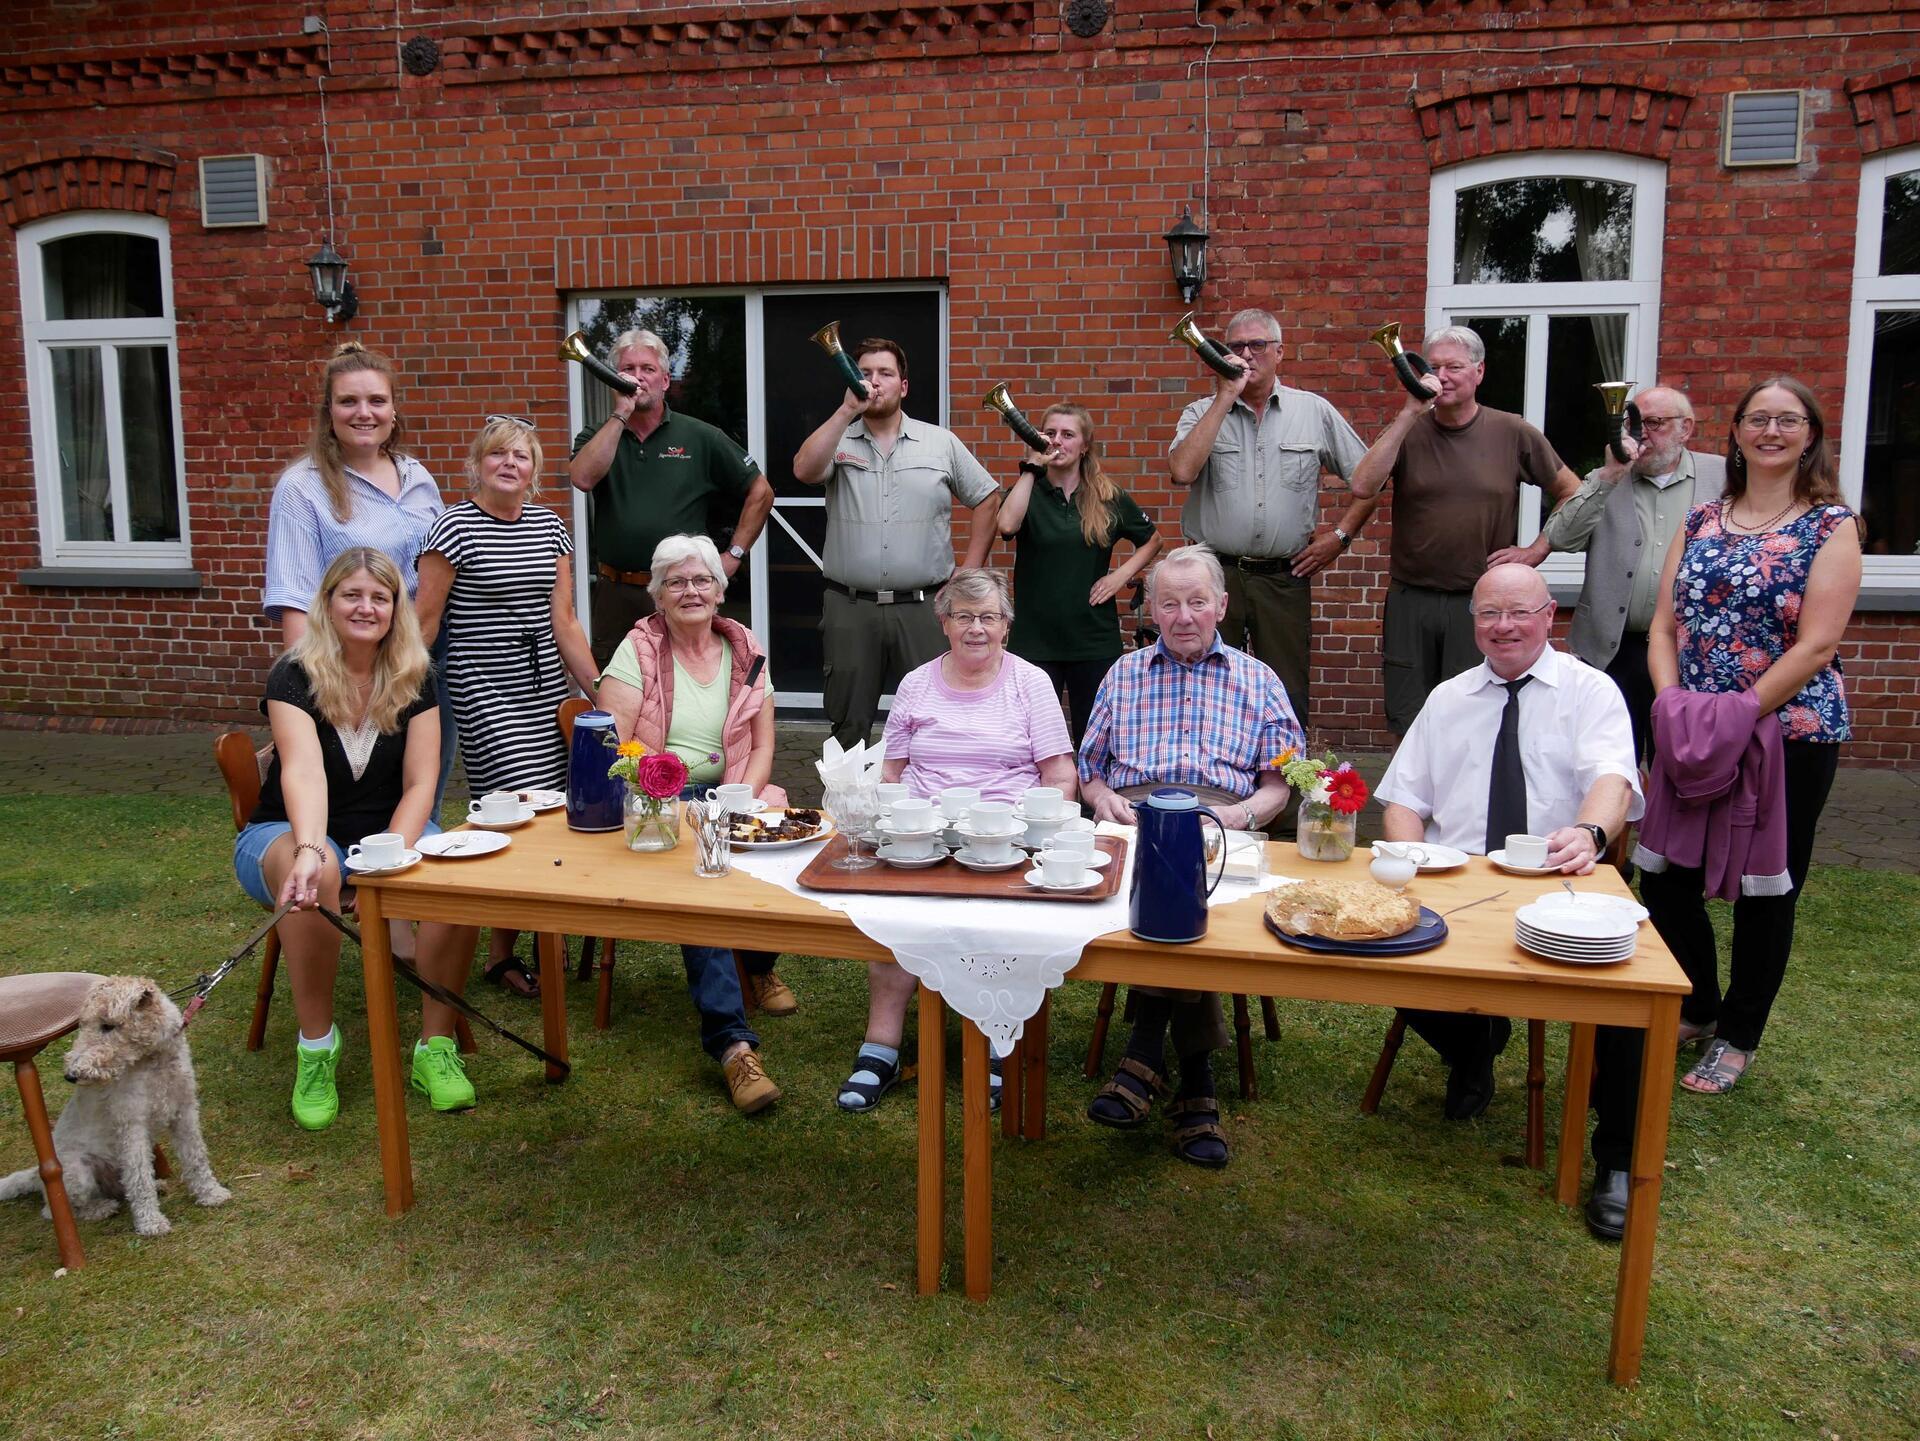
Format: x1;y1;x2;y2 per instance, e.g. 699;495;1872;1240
1387;406;1565;592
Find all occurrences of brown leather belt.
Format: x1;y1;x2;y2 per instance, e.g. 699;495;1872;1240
596;563;651;587
1215;552;1294;576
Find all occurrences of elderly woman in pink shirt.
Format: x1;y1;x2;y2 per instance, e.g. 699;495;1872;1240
835;568;1076;1113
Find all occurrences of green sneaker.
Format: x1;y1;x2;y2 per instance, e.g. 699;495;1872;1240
291;1033;341;1131
410;1036;476;1113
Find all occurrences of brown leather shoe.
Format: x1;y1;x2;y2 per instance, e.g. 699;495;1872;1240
722;1047;781;1114
747;970;799;1017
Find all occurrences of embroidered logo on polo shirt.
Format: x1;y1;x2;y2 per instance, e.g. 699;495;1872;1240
663;446;690;459
833;450;870;470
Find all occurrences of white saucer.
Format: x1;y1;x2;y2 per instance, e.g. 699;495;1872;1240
1011;806;1073;826
469;806;536;830
878;816;942;839
1530;893;1649;926
345;848;422;877
715;796;767;815
877;844;947;869
417;831;511;859
952;848;1026;872
954;822;1024;846
1023;867;1101;893
1488;848;1560;876
516;789;566;812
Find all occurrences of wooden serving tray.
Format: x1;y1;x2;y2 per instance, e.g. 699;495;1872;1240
796;835;1128;902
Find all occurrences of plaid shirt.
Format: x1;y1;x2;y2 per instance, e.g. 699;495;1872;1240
1077;635;1304;797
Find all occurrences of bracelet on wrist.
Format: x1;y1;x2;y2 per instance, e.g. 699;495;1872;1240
294;840;329;864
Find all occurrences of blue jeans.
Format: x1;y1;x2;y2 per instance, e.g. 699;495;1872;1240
681;946;766;1061
233;819;443;905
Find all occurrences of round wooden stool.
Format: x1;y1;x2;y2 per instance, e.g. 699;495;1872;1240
1;972;103;1270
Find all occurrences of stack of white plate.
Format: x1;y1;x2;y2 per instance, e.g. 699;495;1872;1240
1514;893;1643;964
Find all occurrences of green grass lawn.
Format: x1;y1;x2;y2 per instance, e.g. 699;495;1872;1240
1;794;1915;1440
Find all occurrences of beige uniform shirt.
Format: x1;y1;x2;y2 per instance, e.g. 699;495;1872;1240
823;416;997;591
1170;385;1367;559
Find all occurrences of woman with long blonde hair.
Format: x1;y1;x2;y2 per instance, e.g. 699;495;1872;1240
996;402;1162;741
234;548;481;1129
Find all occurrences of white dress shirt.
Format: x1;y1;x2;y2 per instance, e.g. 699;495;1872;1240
1375;646;1645;855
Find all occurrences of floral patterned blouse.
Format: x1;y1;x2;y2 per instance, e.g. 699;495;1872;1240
1673;501;1853;743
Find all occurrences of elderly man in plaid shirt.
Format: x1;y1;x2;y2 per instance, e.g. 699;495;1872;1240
1076;543;1304;1168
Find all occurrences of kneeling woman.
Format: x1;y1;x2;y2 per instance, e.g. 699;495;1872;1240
597;534;792;1115
233;548;481;1129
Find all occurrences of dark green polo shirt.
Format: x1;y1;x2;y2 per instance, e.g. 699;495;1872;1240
1008;475;1156;664
570;408;760;573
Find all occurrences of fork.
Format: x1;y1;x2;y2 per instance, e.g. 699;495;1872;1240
1440;890;1509;917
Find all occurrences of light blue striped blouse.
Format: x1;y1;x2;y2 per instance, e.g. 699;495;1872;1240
262;455;445;618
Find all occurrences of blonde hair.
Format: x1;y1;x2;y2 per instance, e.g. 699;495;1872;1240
290;548;431;733
466;418;545;498
1040;404;1120;547
305;342;408;524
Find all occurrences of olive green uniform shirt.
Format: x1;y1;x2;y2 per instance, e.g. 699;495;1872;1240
570;407;760;573
1008;475;1156;664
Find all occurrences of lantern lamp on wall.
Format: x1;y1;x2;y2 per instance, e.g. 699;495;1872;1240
1163;207;1210;305
305;240;358;323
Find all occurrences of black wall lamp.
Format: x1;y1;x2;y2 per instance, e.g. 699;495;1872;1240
1163;207;1210;305
306;240;358;323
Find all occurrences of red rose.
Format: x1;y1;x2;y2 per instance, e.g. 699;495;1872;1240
634;751;689;800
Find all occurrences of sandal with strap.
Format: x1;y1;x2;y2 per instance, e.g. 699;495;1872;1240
483;956;540;1000
1087;1056;1166;1129
1681;1038;1750;1095
836;1050;903;1112
1166;1095;1230;1168
1676;1018;1717;1051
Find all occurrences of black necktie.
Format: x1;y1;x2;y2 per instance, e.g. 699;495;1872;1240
1486;676;1532;856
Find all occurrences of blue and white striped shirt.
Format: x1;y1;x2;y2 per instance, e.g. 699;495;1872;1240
262;455;445;618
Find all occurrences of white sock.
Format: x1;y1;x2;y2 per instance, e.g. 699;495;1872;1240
298;1027;337;1051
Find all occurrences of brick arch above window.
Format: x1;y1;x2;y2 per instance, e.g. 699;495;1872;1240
1411;76;1694;170
1849;66;1920;156
1;143;178;228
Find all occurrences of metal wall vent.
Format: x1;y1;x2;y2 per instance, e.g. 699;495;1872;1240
198;154;268;227
1723;91;1803;168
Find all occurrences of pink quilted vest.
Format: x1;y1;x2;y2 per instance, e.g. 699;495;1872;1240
618;613;770;786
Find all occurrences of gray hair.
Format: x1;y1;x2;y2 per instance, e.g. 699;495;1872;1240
1147;543;1227;604
1424;325;1485;364
609;328;671;369
933;567;1014;624
646;533;727;603
1225;308;1282;342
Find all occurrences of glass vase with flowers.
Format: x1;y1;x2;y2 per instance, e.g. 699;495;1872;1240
608;741;689;852
1276;748;1370;861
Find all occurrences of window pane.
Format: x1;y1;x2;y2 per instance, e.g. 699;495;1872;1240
1882;169;1920;276
118;346;181;543
42;233;164;321
764;507;827;697
1454;178;1633;284
1452;315;1526;414
51;347;113;541
1861;309;1920;555
571;295;748;444
1542;315;1621;479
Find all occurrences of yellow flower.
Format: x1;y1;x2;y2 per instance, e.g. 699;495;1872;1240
616;741;646;758
1272;747;1298;767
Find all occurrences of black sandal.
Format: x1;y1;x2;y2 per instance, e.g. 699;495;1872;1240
1087;1056;1166;1129
483;956;540;1000
837;1050;902;1112
1166;1096;1229;1169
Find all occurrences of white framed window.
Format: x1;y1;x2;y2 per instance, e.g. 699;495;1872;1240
1426;152;1666;581
17;211;189;569
1840;147;1920;590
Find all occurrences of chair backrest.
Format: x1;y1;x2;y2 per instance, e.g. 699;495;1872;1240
214;731;265;833
556;696;593;745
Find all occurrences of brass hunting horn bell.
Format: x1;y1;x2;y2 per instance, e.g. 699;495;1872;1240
1594;380;1646;463
1171;312;1241;380
809;321;870;401
559;330;639;397
982;383;1050;452
1368;322;1436;400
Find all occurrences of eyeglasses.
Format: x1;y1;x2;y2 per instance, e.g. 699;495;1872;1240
661;575;717;594
1738;413;1809;435
947;612;1007;628
1224;339;1274;356
1637;415;1687;430
1469;600;1553;625
486;414;536;430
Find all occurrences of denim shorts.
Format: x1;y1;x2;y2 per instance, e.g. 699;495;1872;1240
233;819;441;906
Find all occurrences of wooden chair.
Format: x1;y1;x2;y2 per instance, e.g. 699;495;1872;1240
216;731;472;1052
1082;986;1279;1101
1;972;104;1269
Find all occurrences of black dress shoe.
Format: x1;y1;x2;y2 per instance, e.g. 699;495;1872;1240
1442;1017;1512;1120
1585;1168;1629;1242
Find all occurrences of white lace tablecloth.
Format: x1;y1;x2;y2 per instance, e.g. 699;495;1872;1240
732;832;1296;1058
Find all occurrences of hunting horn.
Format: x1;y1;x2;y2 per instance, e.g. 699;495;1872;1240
1595;381;1646;463
559;331;639;397
982;383;1050;452
1368;322;1437;401
809;321;870;401
1171;312;1242;381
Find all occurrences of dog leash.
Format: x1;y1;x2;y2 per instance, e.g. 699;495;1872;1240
175;901;570;1076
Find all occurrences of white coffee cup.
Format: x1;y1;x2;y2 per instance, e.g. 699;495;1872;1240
1049;829;1096;862
968;831;1016;863
1020;786;1063;819
713;783;756;814
874;782;910;818
1505;833;1550;868
1055;815;1095;834
938;787;981;822
889;797;936;833
349;831;405;868
888;828;938;861
968;801;1015;836
470;791;520;823
1037;849;1088;887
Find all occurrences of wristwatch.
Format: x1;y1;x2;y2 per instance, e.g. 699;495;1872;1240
1333;526;1354;548
1576;822;1608;854
727;543;747;561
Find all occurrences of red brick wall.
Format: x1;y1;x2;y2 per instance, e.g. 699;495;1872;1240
3;0;1918;763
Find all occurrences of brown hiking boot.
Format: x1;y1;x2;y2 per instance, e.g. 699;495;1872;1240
722;1047;781;1114
747;970;799;1016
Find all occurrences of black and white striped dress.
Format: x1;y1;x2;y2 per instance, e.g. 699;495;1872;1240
421;500;574;794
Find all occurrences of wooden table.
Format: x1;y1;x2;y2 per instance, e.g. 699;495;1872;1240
353;816;1686;1385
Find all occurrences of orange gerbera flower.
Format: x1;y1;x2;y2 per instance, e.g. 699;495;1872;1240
616;741;647;758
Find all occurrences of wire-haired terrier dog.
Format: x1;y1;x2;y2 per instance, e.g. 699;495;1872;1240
0;976;230;1236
